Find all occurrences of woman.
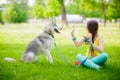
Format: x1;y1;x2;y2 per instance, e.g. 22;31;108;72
71;20;108;70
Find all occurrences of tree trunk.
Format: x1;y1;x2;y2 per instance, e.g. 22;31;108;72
102;2;106;27
103;9;106;27
119;6;120;30
60;1;68;27
119;18;120;30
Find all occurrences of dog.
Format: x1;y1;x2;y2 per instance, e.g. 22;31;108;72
21;21;62;63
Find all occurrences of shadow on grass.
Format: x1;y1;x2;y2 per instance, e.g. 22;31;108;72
0;43;120;80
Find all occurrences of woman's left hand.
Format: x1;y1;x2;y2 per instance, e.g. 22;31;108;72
71;26;76;36
83;35;92;45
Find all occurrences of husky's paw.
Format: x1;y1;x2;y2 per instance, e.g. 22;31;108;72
49;59;53;64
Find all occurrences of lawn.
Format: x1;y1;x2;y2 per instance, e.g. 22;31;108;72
0;23;120;80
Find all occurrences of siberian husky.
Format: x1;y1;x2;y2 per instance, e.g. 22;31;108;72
21;21;62;63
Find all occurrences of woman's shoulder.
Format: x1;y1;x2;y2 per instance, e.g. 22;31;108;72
95;35;103;42
96;35;103;39
97;35;104;43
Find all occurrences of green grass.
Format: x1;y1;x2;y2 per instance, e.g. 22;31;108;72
0;23;120;80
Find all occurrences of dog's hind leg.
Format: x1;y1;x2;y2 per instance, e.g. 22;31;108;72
22;52;36;63
44;49;53;64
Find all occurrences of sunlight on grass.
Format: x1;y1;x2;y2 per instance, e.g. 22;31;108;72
0;23;120;80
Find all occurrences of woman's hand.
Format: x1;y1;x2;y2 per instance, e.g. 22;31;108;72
71;26;75;37
83;35;92;45
71;26;84;47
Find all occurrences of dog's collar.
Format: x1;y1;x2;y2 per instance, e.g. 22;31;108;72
45;31;54;38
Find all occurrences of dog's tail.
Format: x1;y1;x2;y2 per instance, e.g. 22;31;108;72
21;52;35;63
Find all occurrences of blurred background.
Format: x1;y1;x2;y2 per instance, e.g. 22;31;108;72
0;0;120;28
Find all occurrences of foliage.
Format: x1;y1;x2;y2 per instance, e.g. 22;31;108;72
45;0;61;18
1;0;120;22
33;3;45;19
2;1;28;23
33;0;61;19
58;0;64;3
0;11;3;24
66;0;101;18
66;0;120;21
106;0;120;21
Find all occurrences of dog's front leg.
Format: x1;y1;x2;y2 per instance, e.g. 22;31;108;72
44;49;53;64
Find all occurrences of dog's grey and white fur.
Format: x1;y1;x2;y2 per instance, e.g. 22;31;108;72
21;21;62;63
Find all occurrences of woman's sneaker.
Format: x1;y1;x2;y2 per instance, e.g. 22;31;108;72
74;61;80;65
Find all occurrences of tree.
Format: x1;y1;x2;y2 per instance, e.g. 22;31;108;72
79;0;110;27
68;0;109;27
33;0;61;21
97;0;110;27
33;0;68;27
0;11;4;24
2;0;28;23
112;0;120;28
33;2;45;19
58;0;68;27
106;0;120;28
45;0;61;20
0;3;10;24
66;0;82;15
66;0;101;20
79;0;101;18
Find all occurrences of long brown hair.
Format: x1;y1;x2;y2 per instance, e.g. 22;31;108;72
87;20;98;43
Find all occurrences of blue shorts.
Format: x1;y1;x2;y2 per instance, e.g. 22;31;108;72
76;52;108;70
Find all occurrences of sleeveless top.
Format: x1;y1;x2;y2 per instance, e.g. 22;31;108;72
86;37;100;58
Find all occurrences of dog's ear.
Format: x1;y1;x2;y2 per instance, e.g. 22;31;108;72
51;20;54;24
49;17;56;24
48;20;54;25
53;18;56;23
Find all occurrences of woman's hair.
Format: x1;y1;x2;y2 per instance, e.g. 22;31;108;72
87;20;98;43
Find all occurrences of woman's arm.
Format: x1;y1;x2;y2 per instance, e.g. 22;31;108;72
71;27;84;47
92;38;104;53
72;37;84;47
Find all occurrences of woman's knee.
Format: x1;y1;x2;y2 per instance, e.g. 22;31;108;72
76;54;86;62
101;52;108;60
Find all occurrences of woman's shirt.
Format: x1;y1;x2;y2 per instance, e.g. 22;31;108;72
86;37;100;58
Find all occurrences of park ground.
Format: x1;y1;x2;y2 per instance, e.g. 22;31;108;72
0;23;120;80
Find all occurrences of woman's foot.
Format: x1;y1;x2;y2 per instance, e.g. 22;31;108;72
74;61;80;65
